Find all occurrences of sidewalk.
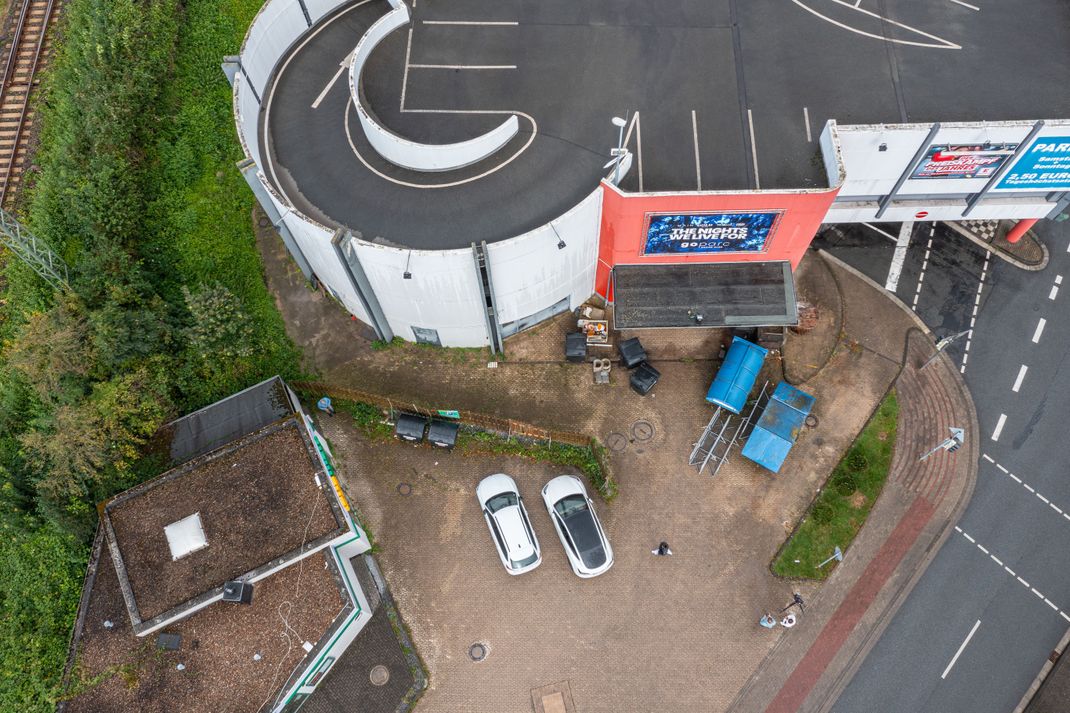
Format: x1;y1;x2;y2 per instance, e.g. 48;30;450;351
729;256;979;713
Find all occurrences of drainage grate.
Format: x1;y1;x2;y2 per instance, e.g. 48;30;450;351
468;643;488;662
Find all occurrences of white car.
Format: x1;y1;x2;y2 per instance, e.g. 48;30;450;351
476;474;542;575
541;475;613;578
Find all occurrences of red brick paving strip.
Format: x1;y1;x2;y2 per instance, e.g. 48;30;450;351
764;496;937;713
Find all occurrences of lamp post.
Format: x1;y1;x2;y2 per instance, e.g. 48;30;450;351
611;115;627;184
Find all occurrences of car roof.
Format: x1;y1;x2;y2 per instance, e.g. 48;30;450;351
492;503;535;561
562;510;606;569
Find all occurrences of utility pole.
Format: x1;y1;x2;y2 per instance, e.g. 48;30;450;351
920;427;965;462
0;207;69;291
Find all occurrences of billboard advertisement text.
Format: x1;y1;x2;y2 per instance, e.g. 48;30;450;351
997;137;1070;190
910;144;1017;180
642;212;781;255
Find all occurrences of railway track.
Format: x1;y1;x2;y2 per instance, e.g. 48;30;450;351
0;0;60;209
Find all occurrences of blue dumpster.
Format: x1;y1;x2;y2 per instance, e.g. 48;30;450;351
741;381;816;473
705;337;768;414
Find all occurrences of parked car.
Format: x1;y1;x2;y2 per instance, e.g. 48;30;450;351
476;474;541;575
541;475;613;578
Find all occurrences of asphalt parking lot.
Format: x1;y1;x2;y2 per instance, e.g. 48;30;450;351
265;0;1070;247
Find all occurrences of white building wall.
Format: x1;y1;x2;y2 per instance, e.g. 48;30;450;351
240;0;309;96
353;243;490;347
487;188;602;324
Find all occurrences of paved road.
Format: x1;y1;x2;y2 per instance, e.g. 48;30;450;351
821;219;1070;713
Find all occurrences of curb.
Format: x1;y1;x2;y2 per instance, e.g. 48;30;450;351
1013;625;1070;713
945;222;1049;272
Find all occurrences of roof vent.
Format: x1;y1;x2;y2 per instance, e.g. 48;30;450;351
222;580;254;605
164;512;207;561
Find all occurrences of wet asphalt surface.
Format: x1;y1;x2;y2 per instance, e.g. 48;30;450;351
821;219;1070;713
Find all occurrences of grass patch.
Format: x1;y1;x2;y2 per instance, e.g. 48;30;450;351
772;389;898;580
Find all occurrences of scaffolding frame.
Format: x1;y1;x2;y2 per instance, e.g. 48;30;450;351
688;381;771;476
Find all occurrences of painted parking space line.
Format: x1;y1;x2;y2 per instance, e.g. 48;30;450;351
949;0;980;10
861;222;898;242
1050;286;1059;300
803;107;812;143
954;526;1070;623
692;110;702;190
1012;364;1028;392
1032;318;1047;343
941;619;980;680
991;414;1007;441
885;222;913;292
747;108;760;189
1056;275;1064;285
982;454;1070;522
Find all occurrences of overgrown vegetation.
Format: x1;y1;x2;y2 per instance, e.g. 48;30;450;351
772;390;899;580
0;0;300;706
323;395;617;501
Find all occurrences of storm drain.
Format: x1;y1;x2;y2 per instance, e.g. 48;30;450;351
468;643;488;662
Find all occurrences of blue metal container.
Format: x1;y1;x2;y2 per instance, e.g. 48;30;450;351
741;381;816;473
705;337;769;414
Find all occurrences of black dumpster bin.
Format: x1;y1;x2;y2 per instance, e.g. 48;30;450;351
565;332;587;363
618;337;647;369
427;420;460;449
394;413;428;443
630;361;660;395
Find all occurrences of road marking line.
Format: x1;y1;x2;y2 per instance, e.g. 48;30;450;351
692;110;702;191
803;107;812;142
960;251;989;373
861;223;898;242
312;50;356;109
1053;505;1064;514
421;20;519;25
1032;588;1045;599
400;25;414;110
982;454;994;463
885;222;913;292
996;463;1008;473
1024;484;1036;493
791;0;961;49
1063;612;1070;623
949;0;980;9
977;545;989;554
1056;275;1063;285
409;64;517;69
1009;473;1022;483
955;525;962;532
1005;566;1016;576
747;109;760;189
991;555;1003;566
1012;365;1028;393
1018;576;1030;587
941;620;981;679
1047;599;1060;611
1032;318;1046;343
1064;512;1070;522
991;414;1007;441
1050;286;1059;301
1038;494;1051;504
962;532;976;543
635;111;644;192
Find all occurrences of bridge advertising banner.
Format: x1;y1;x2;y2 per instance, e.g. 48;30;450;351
910;144;1017;180
997;137;1070;190
641;211;781;255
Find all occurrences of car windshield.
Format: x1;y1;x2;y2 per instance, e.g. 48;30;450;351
553;494;588;519
486;492;518;513
511;551;539;569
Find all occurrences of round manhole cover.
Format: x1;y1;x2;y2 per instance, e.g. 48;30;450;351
805;414;819;428
631;420;655;442
605;432;628;452
369;664;390;686
396;483;413;496
468;643;488;662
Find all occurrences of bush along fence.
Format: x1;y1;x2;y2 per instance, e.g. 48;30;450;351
292;382;617;501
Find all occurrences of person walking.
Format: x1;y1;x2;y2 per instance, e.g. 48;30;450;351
759;613;777;629
780;613;797;628
652;541;673;556
780;592;805;613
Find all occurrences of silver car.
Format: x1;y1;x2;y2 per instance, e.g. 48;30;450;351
476;473;542;575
